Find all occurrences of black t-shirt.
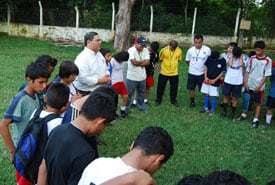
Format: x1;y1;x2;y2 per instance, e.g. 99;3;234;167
205;56;226;87
146;51;159;77
44;123;96;185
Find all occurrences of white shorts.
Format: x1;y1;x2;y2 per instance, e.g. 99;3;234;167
200;83;219;97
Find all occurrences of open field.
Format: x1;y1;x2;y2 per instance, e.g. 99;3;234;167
0;33;274;185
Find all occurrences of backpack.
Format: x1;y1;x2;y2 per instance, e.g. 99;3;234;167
14;108;60;184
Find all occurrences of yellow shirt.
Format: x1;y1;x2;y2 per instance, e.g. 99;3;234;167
159;46;183;76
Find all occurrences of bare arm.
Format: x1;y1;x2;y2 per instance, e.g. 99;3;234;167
37;159;47;185
131;59;150;67
0;118;16;163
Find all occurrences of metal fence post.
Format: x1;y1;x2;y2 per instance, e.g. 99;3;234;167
149;5;153;42
7;3;10;35
38;1;43;39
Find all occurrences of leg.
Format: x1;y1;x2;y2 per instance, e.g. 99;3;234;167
126;79;136;111
136;80;147;111
156;74;168;104
170;75;179;104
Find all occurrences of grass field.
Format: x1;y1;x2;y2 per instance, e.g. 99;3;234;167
0;33;274;185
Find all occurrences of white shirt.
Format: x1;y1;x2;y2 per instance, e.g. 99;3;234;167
224;57;244;85
127;46;150;81
73;47;109;92
110;57;125;84
186;45;211;75
78;157;136;185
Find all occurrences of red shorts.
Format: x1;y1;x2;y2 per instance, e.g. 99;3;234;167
146;76;154;87
112;82;128;96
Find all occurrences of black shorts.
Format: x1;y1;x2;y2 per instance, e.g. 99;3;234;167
266;96;275;108
187;73;204;90
222;83;242;98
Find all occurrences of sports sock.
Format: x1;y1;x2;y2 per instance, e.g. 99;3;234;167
232;106;237;116
121;106;126;111
266;114;272;124
204;96;209;109
253;118;259;122
211;97;217;112
223;103;228;114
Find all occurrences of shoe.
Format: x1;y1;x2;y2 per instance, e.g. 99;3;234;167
140;108;148;113
120;110;128;118
220;112;227;118
264;123;270;128
228;114;235;122
172;102;179;107
237;114;246;121
155;101;161;106
200;108;209;113
208;110;214;116
115;114;120;120
252;120;259;128
190;102;195;108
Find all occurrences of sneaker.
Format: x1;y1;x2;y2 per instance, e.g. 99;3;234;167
190;102;195;108
228;114;235;122
252;120;259;128
120;110;128;118
237;114;246;121
208;110;214;116
155;101;161;106
200;107;209;113
172;101;179;107
220;112;227;118
264;123;270;128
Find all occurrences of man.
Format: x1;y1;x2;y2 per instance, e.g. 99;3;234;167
78;126;174;185
73;31;111;95
37;92;116;185
186;34;211;107
155;40;182;107
126;36;150;112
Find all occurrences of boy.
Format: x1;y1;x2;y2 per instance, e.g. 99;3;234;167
265;60;275;127
78;126;174;185
200;51;226;116
15;82;70;185
237;41;272;128
37;91;117;185
0;62;50;163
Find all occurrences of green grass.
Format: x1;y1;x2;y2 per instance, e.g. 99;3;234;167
0;32;274;185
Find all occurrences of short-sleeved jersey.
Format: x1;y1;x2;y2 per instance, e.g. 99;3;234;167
44;123;96;185
127;46;150;81
78;157;136;185
268;67;275;97
159;46;182;76
224;57;245;85
205;56;226;87
186;45;211;75
145;50;159;77
247;55;272;91
3;90;40;146
110;58;125;85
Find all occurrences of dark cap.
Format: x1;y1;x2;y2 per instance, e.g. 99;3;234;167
137;36;147;47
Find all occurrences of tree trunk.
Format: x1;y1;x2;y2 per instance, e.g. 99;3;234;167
114;0;136;51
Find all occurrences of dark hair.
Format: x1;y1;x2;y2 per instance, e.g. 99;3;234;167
25;62;51;80
81;92;116;123
150;41;160;52
100;48;112;57
132;126;174;165
84;31;98;46
92;86;118;110
248;51;256;57
254;40;265;49
228;42;237;48
36;55;57;67
177;174;203;185
170;40;178;49
194;34;204;41
211;50;220;60
201;170;251;185
46;82;69;109
58;61;79;79
113;51;129;63
232;46;242;58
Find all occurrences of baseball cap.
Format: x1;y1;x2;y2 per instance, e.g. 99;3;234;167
137;37;147;47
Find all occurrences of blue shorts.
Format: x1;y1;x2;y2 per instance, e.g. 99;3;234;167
222;83;242;98
266;96;275;108
187;73;204;90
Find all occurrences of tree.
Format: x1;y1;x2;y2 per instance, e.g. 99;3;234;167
114;0;136;51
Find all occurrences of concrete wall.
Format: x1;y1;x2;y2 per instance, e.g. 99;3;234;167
0;22;274;48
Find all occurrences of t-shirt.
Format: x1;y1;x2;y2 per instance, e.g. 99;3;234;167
146;50;159;77
268;67;275;97
127;46;150;81
224;57;245;85
110;57;125;85
186;45;211;75
3;90;40;146
159;46;182;76
247;55;272;91
205;56;226;87
44;123;96;185
78;157;136;185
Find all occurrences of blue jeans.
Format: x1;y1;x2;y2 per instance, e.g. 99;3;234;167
126;79;147;111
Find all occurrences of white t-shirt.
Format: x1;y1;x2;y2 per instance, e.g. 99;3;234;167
186;45;211;75
224;57;244;85
110;57;125;84
30;110;62;136
127;46;150;81
78;157;136;185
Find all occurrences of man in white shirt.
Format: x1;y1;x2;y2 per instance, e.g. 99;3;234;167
78;126;174;185
73;32;111;95
186;34;211;107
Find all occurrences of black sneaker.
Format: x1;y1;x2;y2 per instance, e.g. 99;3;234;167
120;110;128;118
264;123;270;128
155;101;161;106
200;108;209;113
190;102;195;108
228;114;235;122
172;102;179;107
220;112;227;118
252;120;259;128
237;114;246;121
